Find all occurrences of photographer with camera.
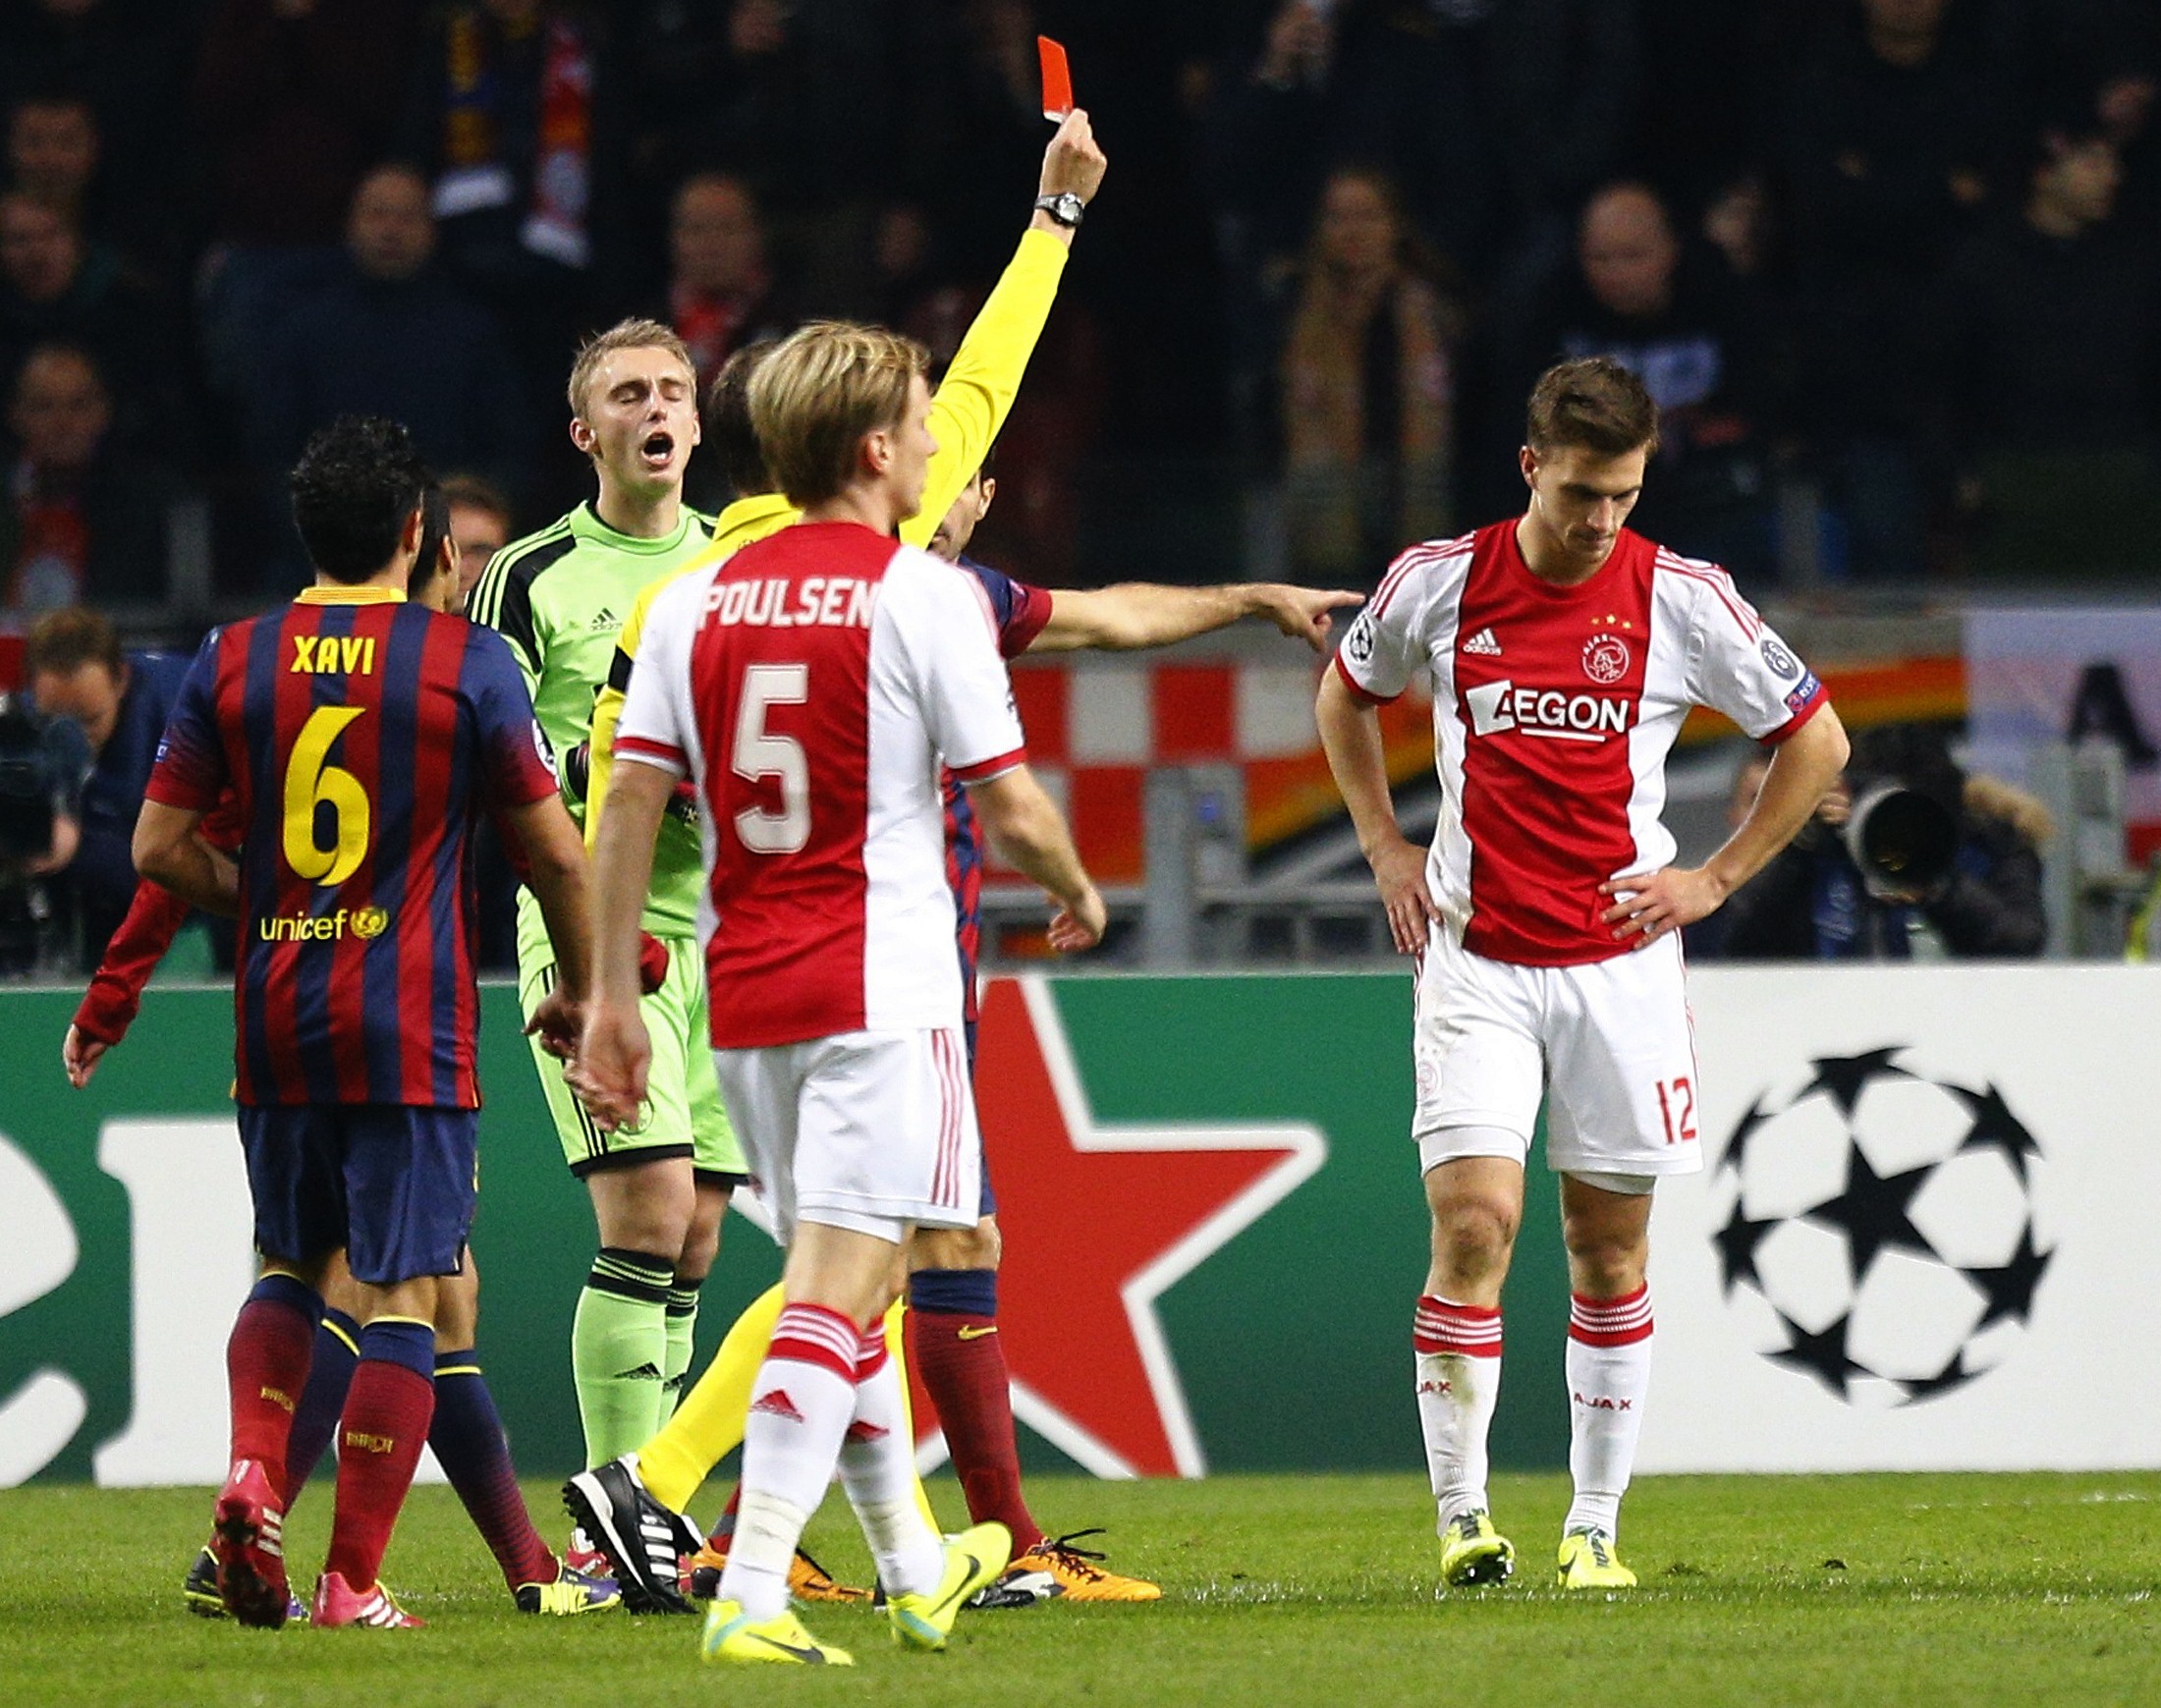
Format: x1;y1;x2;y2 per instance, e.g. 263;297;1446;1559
23;607;192;968
1717;723;2048;960
0;684;87;975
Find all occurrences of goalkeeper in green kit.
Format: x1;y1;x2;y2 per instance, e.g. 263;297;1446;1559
469;320;746;1486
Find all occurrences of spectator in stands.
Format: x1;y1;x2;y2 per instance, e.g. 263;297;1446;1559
1279;167;1460;584
248;163;526;579
1718;722;2049;960
3;343;181;614
1771;0;2010;579
1493;180;1782;578
191;0;421;399
1701;168;1780;284
630;0;926;303
870;200;965;340
1937;108;2159;578
663;171;792;510
665;172;790;400
9;87;175;290
1206;1;1495;279
22;605;190;967
0;683;86;976
398;0;625;425
0;190;187;460
440;471;512;607
1482;0;1644;250
7;90;95;224
0;0;185;281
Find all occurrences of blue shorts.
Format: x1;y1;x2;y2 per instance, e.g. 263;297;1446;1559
965;1018;996;1218
237;1104;478;1286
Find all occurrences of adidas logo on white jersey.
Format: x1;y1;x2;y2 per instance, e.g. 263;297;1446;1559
1463;628;1502;656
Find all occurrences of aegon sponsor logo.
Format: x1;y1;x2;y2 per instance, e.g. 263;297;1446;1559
1465;679;1632;743
704;576;876;630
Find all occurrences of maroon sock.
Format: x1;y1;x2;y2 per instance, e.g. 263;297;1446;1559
431;1354;556;1590
706;1482;741;1547
226;1278;319;1494
908;1310;1042;1554
324;1335;436;1591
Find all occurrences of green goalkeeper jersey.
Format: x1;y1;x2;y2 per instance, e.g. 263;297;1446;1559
468;500;713;938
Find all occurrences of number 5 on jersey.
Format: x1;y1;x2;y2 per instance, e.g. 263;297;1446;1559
284;704;370;885
733;663;809;854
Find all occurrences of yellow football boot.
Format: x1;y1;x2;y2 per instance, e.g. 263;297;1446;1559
1556;1527;1637;1591
699;1598;854;1666
888;1522;1012;1651
1438;1509;1516;1588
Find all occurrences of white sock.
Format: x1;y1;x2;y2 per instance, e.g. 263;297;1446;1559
717;1303;859;1621
1564;1286;1653;1540
1413;1295;1503;1534
837;1330;944;1599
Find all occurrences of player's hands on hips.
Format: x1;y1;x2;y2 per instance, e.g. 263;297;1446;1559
1039;110;1106;205
1369;833;1440;955
526;985;586;1062
62;1023;108;1088
1048;882;1108;953
568;1002;652;1132
1600;865;1730;948
1254;584;1364;651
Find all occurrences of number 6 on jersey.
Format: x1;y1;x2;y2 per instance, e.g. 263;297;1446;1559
732;662;810;854
283;704;370;885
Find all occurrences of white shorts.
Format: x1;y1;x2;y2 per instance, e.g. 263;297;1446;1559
712;1027;980;1246
1412;926;1704;1181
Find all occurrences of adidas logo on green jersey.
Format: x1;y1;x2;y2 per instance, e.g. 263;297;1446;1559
589;608;620;633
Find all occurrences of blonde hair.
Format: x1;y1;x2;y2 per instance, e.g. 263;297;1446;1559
748;320;928;507
566;317;696;416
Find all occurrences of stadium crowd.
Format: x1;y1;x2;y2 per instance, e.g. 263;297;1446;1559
9;4;2100;1647
1;0;2157;621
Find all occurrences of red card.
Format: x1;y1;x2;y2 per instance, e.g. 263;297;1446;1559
1038;35;1074;121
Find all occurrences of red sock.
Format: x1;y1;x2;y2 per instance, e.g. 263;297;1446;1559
908;1310;1042;1554
325;1347;436;1590
706;1482;741;1547
226;1279;318;1495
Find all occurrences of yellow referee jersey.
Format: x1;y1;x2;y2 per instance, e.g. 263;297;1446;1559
583;225;1069;841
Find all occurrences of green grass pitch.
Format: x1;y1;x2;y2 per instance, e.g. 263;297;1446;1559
5;1471;2157;1707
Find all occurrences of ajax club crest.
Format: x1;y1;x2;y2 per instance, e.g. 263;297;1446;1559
1582;633;1631;685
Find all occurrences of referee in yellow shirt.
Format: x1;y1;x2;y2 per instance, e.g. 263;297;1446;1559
564;111;1108;1615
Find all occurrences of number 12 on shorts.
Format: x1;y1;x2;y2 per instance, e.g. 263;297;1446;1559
1655;1075;1696;1144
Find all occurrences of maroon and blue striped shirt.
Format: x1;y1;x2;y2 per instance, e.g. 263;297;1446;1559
146;587;560;1108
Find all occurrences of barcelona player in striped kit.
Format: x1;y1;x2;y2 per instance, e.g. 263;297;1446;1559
72;486;617;1620
135;418;599;1629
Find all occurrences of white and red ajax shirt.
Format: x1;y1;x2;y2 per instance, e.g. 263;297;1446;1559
616;520;1026;1047
1336;520;1826;966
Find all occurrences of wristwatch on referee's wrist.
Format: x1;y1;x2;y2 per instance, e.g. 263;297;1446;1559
1034;191;1085;229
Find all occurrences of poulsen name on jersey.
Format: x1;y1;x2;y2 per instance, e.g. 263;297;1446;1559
704;575;877;630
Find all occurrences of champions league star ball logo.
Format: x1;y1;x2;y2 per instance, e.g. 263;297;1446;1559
1346;613;1376;667
1710;1049;2053;1407
1582;633;1630;684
